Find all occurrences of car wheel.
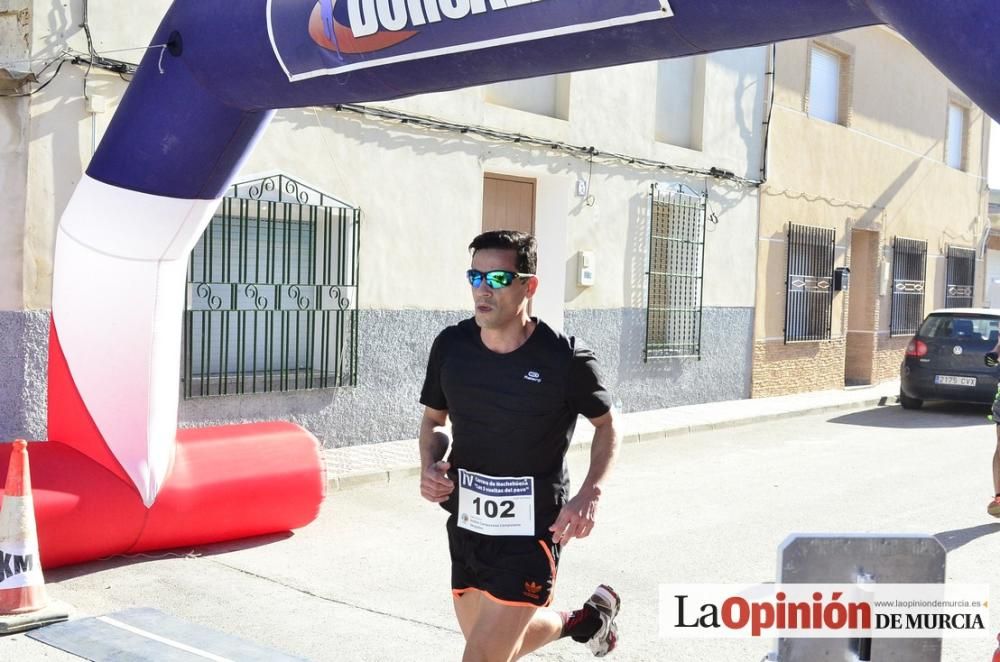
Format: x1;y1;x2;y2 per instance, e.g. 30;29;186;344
899;391;923;410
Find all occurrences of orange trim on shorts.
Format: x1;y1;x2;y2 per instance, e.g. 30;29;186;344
538;540;557;608
450;540;558;608
452;586;540;608
538;540;557;580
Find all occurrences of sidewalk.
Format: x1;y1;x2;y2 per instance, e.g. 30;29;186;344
324;380;901;490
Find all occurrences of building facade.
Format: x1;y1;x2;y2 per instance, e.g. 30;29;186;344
985;190;1000;307
1;1;768;447
753;27;990;396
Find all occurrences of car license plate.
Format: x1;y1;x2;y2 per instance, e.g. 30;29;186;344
934;375;976;386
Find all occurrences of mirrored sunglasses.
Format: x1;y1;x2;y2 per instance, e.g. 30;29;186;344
466;269;533;289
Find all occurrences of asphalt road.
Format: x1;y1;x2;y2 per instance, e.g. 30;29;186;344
4;401;999;661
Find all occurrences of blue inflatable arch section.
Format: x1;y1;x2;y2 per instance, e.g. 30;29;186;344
95;0;1000;199
34;0;1000;566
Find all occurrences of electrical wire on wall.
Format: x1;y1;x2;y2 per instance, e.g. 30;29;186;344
762;185;887;212
0;45;148;96
1;2;169;154
81;0;97;154
703;177;720;227
0;54;69;98
329;102;763;190
3;6;765;193
584;149;596;207
0;2;149;98
76;0;144;78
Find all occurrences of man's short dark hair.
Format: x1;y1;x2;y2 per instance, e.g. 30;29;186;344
469;230;537;274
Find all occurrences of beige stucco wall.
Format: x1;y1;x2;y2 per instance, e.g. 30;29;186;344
21;0;171;310
18;1;767;319
754;26;989;396
0;0;31;310
223;47;767;315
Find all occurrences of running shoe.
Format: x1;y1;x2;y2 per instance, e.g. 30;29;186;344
988;496;1000;517
585;584;621;657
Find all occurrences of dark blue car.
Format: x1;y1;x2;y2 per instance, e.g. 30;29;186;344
899;309;1000;410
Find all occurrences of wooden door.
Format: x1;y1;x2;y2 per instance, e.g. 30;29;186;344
482;174;535;234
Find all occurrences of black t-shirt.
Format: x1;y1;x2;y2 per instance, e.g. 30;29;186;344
420;317;612;534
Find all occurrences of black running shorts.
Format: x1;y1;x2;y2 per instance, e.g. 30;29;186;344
447;515;561;607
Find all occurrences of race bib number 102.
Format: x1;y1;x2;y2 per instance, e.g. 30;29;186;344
457;469;535;536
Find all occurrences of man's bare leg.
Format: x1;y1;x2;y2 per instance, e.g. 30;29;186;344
453;591;563;661
990;427;1000;517
455;591;534;662
514;610;563;659
994;427;1000;495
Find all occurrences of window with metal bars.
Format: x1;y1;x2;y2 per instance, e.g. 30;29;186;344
183;174;360;398
944;245;975;308
784;223;834;343
644;183;706;360
889;237;927;336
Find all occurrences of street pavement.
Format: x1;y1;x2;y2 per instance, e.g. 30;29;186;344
3;383;1000;661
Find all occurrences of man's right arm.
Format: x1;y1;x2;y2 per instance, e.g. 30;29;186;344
987;339;1000;366
419;406;454;503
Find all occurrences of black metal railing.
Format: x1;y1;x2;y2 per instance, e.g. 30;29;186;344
784;223;835;343
889;237;927;336
183;175;360;398
644;183;706;360
944;245;975;308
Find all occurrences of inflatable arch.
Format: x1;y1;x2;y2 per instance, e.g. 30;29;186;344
10;0;1000;567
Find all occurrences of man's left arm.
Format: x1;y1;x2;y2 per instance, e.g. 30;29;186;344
549;409;619;545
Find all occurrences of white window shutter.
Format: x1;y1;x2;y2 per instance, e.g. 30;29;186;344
809;47;840;124
946;103;966;169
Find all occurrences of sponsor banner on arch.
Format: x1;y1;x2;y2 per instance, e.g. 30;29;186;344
267;0;673;81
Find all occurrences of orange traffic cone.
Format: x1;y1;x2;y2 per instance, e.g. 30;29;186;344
0;440;46;613
993;632;1000;662
0;440;67;633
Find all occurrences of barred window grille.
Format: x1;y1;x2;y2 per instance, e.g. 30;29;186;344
644;183;706;360
889;237;927;337
944;245;975;308
784;223;834;343
183;174;360;398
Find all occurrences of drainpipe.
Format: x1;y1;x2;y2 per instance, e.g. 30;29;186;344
759;43;776;183
978;117;992;309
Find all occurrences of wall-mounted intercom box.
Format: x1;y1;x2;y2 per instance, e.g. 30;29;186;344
577;250;594;287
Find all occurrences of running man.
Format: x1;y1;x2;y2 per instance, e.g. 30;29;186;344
986;346;1000;517
419;230;622;661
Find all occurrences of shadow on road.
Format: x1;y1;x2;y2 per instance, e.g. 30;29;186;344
46;531;295;581
828;402;991;429
934;523;1000;552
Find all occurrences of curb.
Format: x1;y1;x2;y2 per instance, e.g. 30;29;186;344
330;465;422;492
325;392;898;492
635;394;897;441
